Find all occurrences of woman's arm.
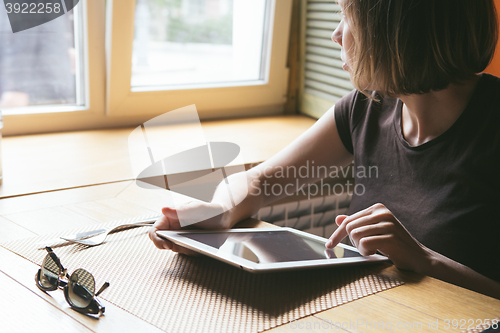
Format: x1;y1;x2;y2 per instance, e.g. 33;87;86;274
219;104;354;228
424;248;500;299
249;105;354;207
149;106;354;251
326;203;500;299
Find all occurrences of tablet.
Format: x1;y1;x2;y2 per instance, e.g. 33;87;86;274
156;228;388;273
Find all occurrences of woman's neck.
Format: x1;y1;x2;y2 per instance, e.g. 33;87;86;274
398;75;480;147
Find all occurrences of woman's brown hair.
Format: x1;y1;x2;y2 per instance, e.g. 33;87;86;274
344;0;499;96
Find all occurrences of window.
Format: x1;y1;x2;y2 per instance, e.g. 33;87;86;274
1;0;105;136
0;1;86;113
131;0;267;88
1;0;292;135
107;0;292;117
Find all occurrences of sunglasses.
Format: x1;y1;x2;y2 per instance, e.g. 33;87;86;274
35;247;110;317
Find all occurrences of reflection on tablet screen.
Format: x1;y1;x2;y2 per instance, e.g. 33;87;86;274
182;230;362;264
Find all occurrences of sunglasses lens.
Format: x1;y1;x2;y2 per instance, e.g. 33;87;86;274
67;269;95;309
40;254;61;289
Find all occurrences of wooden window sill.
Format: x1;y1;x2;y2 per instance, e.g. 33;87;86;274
0;115;316;198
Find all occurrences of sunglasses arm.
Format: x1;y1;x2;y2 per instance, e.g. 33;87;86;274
95;281;110;297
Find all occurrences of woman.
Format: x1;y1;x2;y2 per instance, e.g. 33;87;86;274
150;0;500;298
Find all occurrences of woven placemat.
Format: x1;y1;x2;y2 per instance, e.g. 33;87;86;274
1;215;402;332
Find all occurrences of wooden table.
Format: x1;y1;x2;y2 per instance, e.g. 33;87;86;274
1;116;499;332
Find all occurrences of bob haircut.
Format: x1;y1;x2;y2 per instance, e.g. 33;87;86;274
344;0;499;96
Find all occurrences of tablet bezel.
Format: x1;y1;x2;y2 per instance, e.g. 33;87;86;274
157;227;389;273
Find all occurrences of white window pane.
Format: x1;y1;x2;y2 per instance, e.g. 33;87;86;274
131;0;269;89
0;3;85;112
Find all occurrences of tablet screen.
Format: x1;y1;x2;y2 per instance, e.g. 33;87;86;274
181;230;363;264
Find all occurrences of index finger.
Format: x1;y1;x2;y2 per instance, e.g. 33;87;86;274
325;207;372;248
325;222;347;248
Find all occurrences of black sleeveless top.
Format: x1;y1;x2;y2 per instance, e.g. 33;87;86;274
334;73;500;281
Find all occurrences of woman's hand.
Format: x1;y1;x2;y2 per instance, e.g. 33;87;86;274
148;201;230;255
149;170;266;255
325;203;432;272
